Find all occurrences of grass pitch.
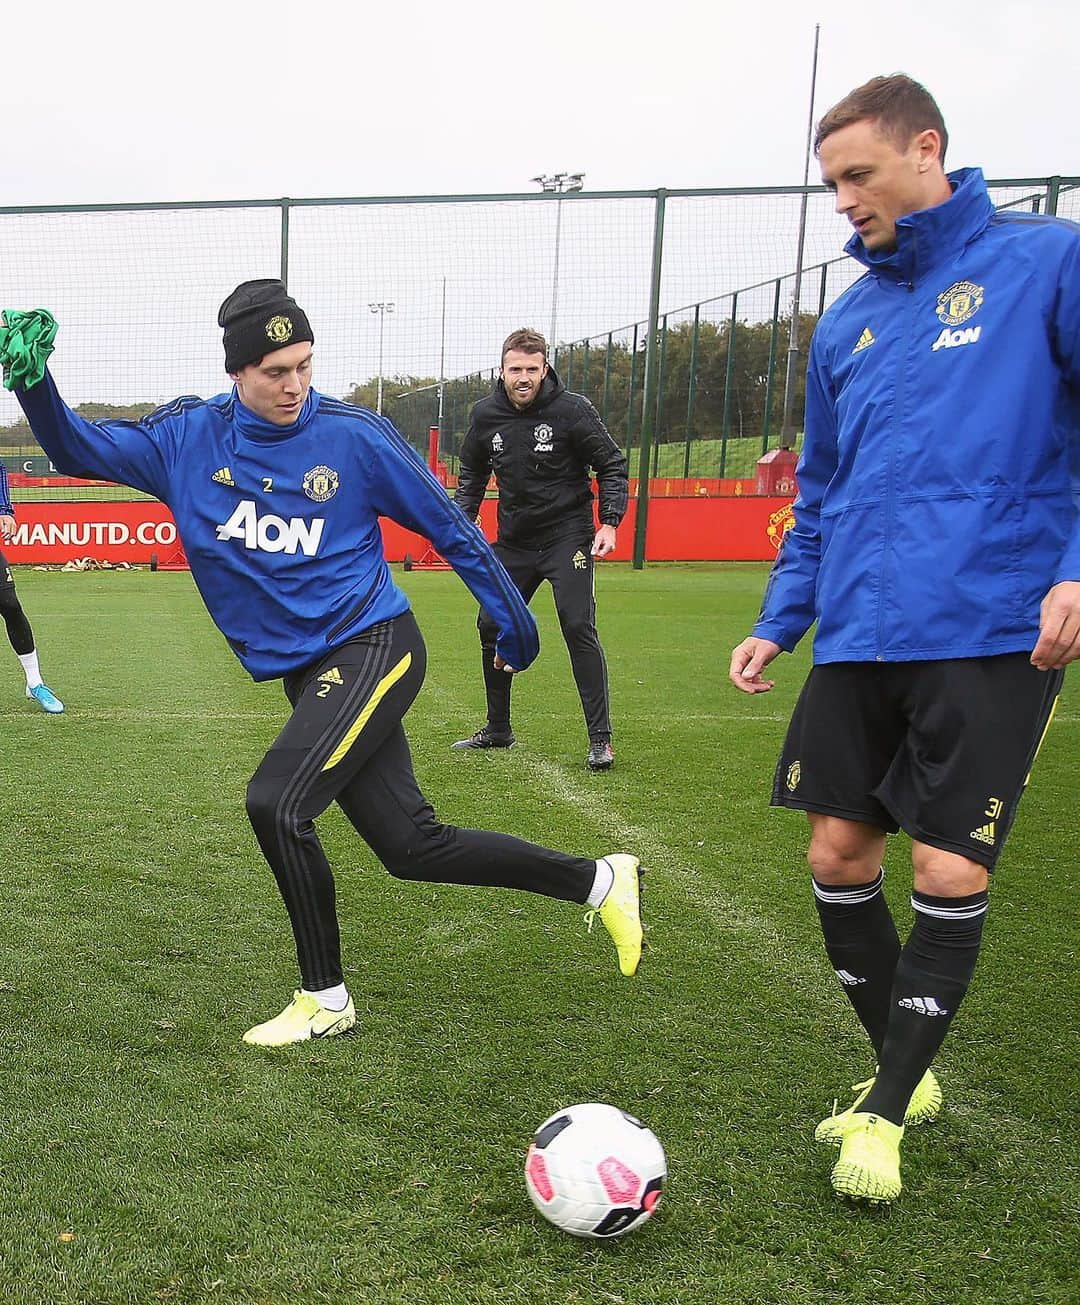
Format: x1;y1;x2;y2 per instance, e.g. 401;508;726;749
0;564;1074;1305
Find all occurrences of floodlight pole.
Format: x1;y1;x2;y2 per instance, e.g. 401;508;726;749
531;172;584;348
369;300;395;415
780;23;821;442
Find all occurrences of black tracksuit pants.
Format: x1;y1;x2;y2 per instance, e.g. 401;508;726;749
245;611;595;990
477;535;611;741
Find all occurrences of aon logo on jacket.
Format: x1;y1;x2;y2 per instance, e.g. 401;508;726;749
216;500;325;555
931;325;982;352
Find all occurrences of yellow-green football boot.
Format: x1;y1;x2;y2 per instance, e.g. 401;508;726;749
585;854;644;976
815;1068;942;1145
831;1113;904;1204
242;990;356;1047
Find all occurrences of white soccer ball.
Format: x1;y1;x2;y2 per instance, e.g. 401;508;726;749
524;1102;666;1238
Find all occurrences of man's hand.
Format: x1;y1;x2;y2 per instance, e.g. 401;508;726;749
1031;580;1080;670
729;636;782;694
493;653;518;675
591;525;617;558
0;514;15;542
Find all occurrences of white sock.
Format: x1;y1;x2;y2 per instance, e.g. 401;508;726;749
586;858;614;908
304;983;350;1012
18;651;42;688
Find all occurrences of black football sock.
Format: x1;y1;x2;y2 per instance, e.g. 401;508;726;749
862;888;988;1124
812;869;901;1058
480;640;512;733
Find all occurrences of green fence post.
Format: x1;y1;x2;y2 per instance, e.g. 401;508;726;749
565;342;575;391
719;292;739;478
652;313;668;478
581;338;590;400
683;304;700;479
762;277;783;453
279;198;290;289
817;262;829;318
1046;175;1061;215
625;322;640;465
602;332;613;426
632;189;667;571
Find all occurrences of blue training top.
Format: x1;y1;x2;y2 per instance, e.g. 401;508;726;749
16;373;539;681
754;168;1080;663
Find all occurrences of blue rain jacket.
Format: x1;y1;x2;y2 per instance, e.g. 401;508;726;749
754;168;1080;663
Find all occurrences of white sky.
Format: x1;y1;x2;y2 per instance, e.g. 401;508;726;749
4;0;1077;207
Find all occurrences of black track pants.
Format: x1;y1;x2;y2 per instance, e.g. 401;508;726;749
245;611;596;989
478;536;611;740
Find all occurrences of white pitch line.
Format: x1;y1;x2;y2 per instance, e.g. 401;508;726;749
0;710;286;722
425;679;834;990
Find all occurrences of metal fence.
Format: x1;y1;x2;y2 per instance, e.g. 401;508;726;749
388;178;1080;498
1;176;1076;558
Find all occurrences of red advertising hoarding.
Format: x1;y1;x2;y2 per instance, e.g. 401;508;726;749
4;496;795;566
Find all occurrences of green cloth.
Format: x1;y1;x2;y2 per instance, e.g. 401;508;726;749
0;309;58;390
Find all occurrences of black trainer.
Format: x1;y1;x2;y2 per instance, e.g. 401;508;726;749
451;726;516;751
586;739;615;771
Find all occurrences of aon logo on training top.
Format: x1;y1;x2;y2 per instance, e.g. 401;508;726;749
215;500;325;555
931;325;981;352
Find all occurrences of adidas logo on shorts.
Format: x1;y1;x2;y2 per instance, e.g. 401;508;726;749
969;820;996;845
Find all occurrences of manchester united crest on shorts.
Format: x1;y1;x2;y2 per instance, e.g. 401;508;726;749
303;465;339;502
265;314;295;345
786;761;801;792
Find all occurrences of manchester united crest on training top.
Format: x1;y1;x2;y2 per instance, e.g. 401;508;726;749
265;314;295;345
303;465;339;502
935;281;984;327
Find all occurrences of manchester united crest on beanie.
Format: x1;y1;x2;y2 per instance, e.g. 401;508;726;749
218;279;314;373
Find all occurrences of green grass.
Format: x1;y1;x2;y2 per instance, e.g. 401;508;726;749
0;565;1074;1304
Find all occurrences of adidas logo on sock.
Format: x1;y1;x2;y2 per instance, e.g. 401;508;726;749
898;996;948;1016
834;969;866;986
318;667;344;685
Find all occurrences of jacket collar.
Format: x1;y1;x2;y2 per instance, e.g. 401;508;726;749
845;167;994;284
231;387;319;441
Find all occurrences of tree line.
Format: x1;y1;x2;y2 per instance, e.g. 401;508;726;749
372;312;821;454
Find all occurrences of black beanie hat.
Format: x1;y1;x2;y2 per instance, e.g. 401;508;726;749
218;279;314;373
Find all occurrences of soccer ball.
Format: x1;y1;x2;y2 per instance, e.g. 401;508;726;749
524;1102;666;1238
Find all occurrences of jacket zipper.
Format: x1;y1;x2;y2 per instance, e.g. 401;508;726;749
877;275;918;660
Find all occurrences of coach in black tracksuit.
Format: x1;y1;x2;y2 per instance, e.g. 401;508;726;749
453;328;628;771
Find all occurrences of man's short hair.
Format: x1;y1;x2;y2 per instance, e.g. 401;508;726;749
814;74;948;163
501;328;548;364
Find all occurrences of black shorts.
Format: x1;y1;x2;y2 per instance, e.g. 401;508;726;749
772;654;1064;869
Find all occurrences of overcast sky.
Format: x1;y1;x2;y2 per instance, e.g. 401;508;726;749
4;0;1076;208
